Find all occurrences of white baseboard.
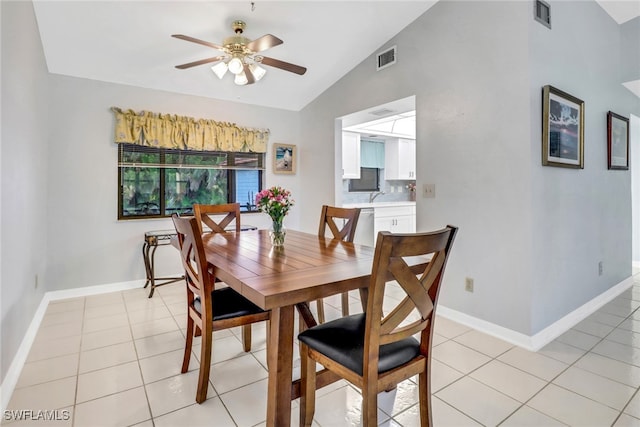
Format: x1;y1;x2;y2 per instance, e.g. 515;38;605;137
47;279;143;301
0;292;51;412
438;275;635;351
0;279;145;412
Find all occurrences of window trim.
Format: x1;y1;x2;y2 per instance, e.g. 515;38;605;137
117;144;264;220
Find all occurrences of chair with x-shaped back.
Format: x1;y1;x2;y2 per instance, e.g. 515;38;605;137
298;225;458;426
193;202;241;234
315;205;361;323
192;203;256;351
172;214;270;403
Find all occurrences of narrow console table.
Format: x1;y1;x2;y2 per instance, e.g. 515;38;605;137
142;229;184;298
143;225;259;298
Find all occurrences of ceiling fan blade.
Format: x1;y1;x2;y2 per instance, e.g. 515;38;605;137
175;56;225;69
260;56;307;75
172;34;224;51
243;64;256;84
246;34;283;53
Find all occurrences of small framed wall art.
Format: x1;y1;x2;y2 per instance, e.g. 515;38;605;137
542;85;585;169
607;111;629;170
273;143;296;174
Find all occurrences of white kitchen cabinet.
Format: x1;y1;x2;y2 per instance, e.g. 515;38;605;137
342;132;361;179
342;203;416;247
352;208;375;247
384;138;416;180
373;205;416;237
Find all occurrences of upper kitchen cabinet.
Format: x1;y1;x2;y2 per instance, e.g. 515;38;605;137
342;131;361;179
385;138;416;180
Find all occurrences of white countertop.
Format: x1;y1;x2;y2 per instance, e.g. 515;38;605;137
343;201;416;209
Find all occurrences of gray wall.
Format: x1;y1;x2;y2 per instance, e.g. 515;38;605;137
1;1;50;381
621;17;640;84
632;115;640;264
45;75;301;292
529;1;639;332
299;0;640;336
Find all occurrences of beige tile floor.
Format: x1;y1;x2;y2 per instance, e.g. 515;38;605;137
5;275;640;426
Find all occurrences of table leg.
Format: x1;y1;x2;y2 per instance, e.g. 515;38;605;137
148;245;159;298
142;242;151;289
266;305;295;427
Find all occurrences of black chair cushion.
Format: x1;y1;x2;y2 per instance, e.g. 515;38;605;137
298;313;420;376
193;287;265;321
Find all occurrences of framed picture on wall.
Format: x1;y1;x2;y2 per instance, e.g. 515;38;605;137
542;85;585;169
273;143;296;174
607;111;629;170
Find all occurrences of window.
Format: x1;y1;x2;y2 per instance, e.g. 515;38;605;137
118;144;264;219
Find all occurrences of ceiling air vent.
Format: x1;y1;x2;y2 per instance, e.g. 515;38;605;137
376;46;396;71
534;0;551;29
369;108;395;117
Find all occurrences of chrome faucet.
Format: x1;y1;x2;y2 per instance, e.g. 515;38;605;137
369;191;385;203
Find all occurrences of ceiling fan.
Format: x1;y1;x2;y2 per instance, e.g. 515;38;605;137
172;20;307;86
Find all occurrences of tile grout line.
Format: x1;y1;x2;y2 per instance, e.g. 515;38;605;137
123;288;155;427
70;296;87;427
494;288;640;426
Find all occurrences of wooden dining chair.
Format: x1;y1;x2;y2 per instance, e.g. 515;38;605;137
172;214;270;403
298;225;458;426
193;202;256;351
315;205;361;323
193;202;241;234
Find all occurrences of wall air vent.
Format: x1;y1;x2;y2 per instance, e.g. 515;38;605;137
369;108;395;117
376;46;396;71
534;0;551;29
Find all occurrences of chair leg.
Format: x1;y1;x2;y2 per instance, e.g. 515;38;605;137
196;325;213;404
418;370;431;427
341;291;350;317
194;325;202;337
182;315;194;374
299;345;316;427
241;324;252;352
316;299;326;324
362;382;378;427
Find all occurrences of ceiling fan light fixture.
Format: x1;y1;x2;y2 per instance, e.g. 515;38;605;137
228;57;244;75
211;62;228;79
234;71;248;86
249;64;266;81
173;20;307;84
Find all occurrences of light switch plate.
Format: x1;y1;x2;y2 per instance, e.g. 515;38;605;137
423;184;435;198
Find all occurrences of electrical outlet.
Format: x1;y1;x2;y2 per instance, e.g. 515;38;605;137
423;184;435;198
398;185;404;193
464;277;474;292
390;186;395;193
598;261;603;276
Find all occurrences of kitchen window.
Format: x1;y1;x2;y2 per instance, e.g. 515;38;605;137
118;144;264;219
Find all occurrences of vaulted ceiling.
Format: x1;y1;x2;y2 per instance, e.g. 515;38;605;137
32;1;638;112
32;1;436;111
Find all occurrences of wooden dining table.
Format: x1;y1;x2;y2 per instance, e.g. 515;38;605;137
201;228;428;426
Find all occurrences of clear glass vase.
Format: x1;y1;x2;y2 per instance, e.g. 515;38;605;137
270;219;286;247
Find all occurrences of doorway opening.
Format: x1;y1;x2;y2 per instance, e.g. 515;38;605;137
335;96;416;206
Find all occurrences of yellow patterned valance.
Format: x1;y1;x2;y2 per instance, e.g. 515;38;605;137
111;107;269;153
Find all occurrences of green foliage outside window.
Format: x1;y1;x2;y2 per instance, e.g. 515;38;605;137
118;144;263;219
